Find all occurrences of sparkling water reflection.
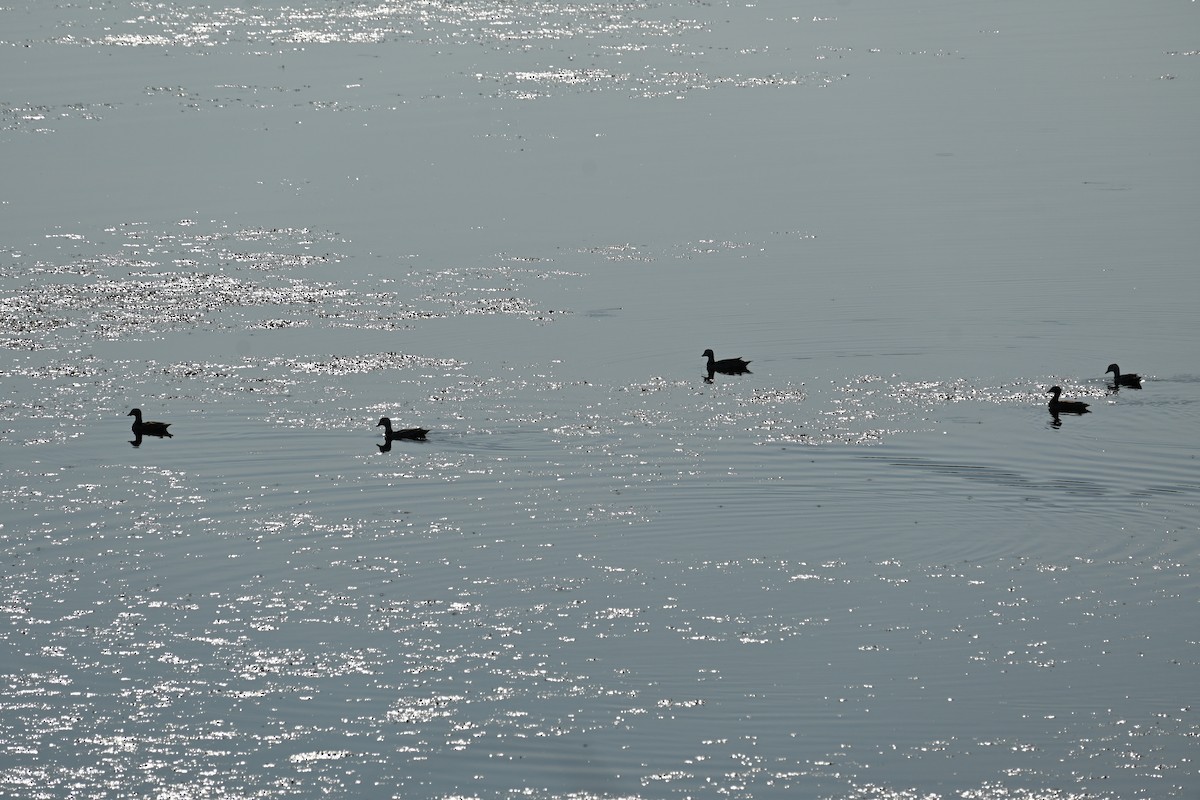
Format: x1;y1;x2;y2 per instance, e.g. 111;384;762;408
2;1;1198;798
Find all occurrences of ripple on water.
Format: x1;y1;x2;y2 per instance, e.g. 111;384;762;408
2;372;1196;796
3;0;1199;794
2;214;1198;798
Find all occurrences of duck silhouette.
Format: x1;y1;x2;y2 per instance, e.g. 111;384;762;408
702;349;752;375
128;408;172;438
1047;386;1090;415
377;417;429;441
1105;363;1142;388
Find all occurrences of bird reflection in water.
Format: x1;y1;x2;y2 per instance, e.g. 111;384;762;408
127;408;172;446
1047;385;1090;428
1105;363;1142;391
702;349;752;383
376;417;429;452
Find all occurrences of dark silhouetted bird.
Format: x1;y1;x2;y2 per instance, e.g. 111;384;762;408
1105;363;1141;387
1047;386;1090;415
702;348;751;375
128;408;172;437
377;417;429;441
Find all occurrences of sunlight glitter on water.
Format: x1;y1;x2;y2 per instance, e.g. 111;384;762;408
3;0;1199;798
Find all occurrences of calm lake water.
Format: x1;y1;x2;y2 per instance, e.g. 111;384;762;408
2;2;1198;798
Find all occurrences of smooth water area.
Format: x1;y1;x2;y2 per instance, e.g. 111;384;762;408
2;2;1198;798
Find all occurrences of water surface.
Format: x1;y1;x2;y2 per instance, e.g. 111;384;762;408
2;1;1198;798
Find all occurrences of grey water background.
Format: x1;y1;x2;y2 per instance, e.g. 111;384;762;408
2;1;1198;798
